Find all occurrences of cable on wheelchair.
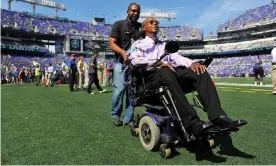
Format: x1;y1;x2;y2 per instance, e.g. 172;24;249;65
118;56;132;85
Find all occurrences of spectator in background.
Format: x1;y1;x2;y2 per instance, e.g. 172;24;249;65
5;68;12;84
271;47;276;95
19;68;25;84
13;68;19;84
46;63;54;87
30;68;35;84
97;62;104;85
69;54;78;92
109;2;142;126
78;56;85;89
44;68;48;86
41;68;46;85
35;65;42;86
87;52;106;94
25;68;29;83
253;58;264;86
105;58;114;87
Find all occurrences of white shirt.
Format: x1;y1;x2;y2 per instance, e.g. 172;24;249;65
272;47;276;63
48;66;54;73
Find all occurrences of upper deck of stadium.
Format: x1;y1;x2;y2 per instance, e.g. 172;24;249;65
217;3;276;33
1;9;203;40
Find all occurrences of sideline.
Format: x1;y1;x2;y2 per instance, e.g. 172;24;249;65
216;82;272;88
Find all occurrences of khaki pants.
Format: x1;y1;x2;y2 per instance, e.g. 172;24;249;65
97;70;103;85
78;72;84;88
272;64;276;94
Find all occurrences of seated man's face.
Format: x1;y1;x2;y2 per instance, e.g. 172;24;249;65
143;18;159;34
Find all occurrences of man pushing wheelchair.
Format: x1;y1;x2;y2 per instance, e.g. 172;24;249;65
128;16;247;135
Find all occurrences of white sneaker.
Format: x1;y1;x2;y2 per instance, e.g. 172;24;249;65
100;89;107;93
90;92;95;95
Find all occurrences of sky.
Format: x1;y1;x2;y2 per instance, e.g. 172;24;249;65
0;0;272;36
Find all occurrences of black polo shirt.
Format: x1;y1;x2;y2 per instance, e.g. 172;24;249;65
110;19;142;60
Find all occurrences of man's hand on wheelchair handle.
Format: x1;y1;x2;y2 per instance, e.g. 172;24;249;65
191;63;206;75
122;51;128;62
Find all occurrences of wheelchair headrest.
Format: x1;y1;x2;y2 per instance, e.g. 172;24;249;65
165;41;179;54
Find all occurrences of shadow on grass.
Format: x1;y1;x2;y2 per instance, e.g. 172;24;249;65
213;134;256;159
173;134;255;163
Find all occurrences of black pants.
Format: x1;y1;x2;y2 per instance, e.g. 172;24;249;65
147;67;225;127
253;67;264;79
69;72;77;91
87;73;102;93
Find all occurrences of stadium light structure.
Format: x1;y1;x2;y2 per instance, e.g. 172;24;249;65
140;12;176;27
8;0;13;11
14;0;66;16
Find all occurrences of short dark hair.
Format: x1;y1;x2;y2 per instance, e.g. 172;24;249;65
128;2;140;10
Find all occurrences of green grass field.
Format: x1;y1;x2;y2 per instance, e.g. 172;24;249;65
212;77;272;85
1;81;276;165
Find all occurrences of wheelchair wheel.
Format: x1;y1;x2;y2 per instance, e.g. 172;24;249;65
139;115;160;151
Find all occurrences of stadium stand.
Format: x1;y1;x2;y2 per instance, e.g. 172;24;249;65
1;9;96;36
158;26;203;41
93;24;112;37
1;1;276;82
218;3;276;32
1;9;203;39
207;55;272;77
1;39;48;51
180;37;276;55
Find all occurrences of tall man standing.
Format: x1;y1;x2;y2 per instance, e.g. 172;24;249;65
271;47;276;95
109;2;142;126
69;54;78;92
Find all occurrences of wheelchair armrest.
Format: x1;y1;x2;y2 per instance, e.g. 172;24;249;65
130;64;148;76
197;57;213;68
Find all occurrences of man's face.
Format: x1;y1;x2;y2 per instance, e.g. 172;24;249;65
143;18;159;34
127;5;140;22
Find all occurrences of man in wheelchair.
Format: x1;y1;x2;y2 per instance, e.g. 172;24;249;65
128;17;247;137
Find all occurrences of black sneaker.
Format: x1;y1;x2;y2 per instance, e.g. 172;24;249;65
124;121;135;128
113;118;123;127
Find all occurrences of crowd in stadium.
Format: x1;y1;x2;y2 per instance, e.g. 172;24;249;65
1;8;203;40
218;3;276;32
1;52;273;85
0;53;114;88
1;2;276;85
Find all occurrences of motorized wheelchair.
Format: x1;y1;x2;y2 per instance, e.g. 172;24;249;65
126;41;246;159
